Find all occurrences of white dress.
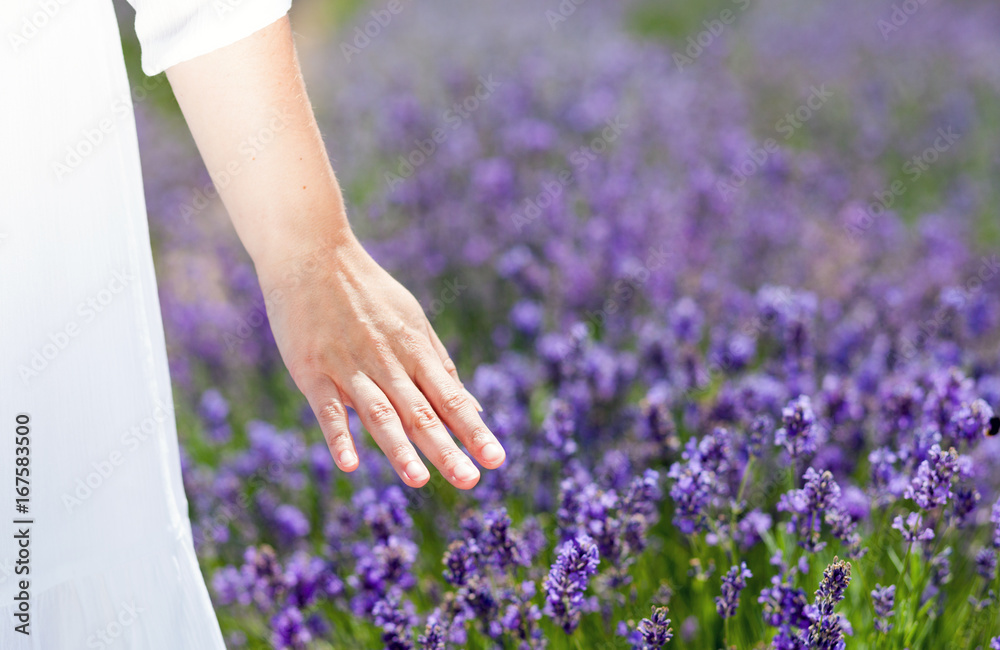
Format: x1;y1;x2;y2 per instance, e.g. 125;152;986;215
0;0;288;646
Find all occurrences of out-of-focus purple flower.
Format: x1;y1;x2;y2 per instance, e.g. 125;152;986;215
737;509;772;551
951;487;980;526
975;548;997;581
308;443;334;486
775;395;819;460
283;551;343;608
199;387;229;425
442;539;478;587
759;572;810;639
952;399;995;443
667;463;714;535
417;609;447;650
715;563;752;619
482;508;529;570
904;444;961;510
273;504;311;542
542;398;578;460
510;299;544;337
669;297;704;345
543;534;600;634
271;607;312;650
372;595;417;650
237;545;284;610
870;583;895;633
636;605;673;648
748;414;773;457
990;637;1000;650
892;512;935;544
991;495;1000;549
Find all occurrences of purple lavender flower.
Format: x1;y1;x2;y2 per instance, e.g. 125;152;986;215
372;595;417;650
870;583;895;633
282;551;343;608
481;508;529;570
271;606;312;650
778;468;841;552
990;637;1000;650
992;496;1000;549
759;572;810;640
975;548;997;581
543;534;600;634
417;609;448;650
637;605;674;648
892;512;935;544
442;539;478;587
904;444;961;510
715;563;753;619
803;558;851;650
748;414;774;457
667;463;714;535
273;504;311;543
775;395;819;460
951;398;995;442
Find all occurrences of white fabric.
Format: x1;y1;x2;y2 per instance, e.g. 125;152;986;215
0;0;288;646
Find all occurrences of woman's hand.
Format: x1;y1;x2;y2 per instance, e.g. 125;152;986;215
256;235;505;490
162;15;503;487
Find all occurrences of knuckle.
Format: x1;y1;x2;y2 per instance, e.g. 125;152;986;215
366;400;397;426
390;441;414;463
437;446;467;471
317;402;347;429
410;404;440;432
468;426;493;449
438;389;468;416
325;428;352;450
369;337;397;365
441;357;458;374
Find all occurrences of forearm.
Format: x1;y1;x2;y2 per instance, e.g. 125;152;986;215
164;15;351;271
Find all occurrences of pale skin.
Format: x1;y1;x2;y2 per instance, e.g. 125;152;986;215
164;14;505;490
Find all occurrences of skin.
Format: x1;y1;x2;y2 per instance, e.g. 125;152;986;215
164;15;505;490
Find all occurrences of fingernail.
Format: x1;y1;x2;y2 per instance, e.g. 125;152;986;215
465;388;484;412
481;442;504;463
404;460;428;482
338;450;356;467
452;462;479;482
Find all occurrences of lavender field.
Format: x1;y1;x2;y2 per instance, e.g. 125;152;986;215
125;0;1000;647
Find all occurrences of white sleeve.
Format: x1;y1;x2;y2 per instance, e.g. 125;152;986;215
125;0;292;76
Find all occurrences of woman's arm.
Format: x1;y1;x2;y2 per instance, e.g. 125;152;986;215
163;14;505;490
